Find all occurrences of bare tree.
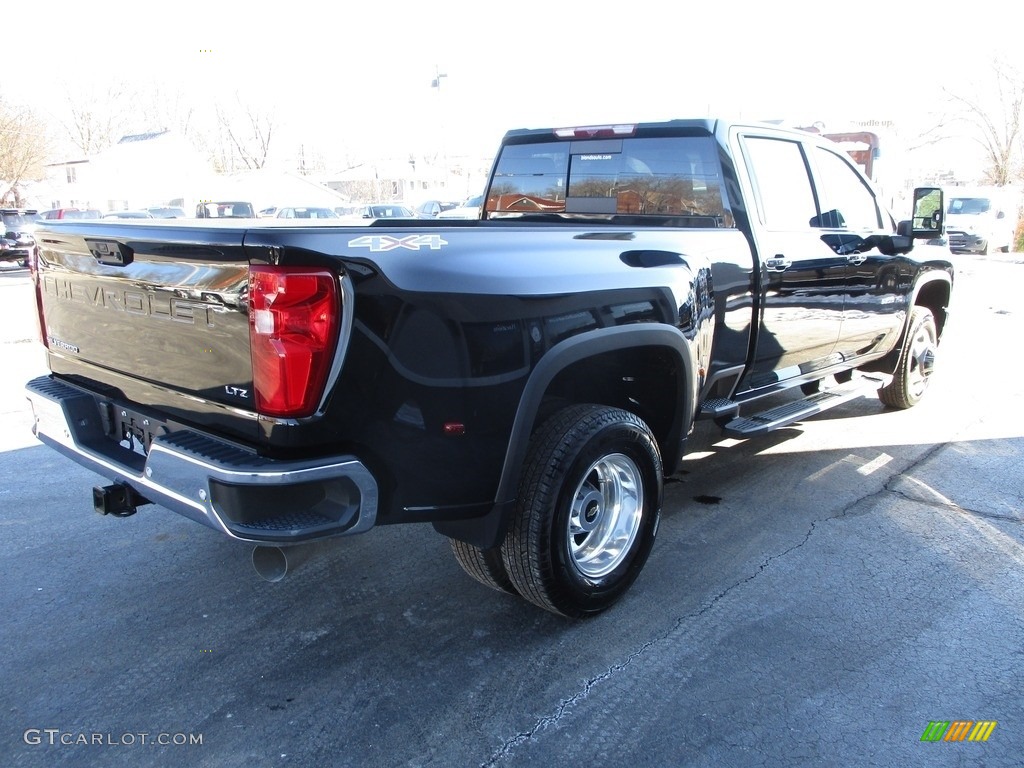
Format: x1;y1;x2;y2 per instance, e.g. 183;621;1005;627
0;96;49;206
944;58;1024;185
59;82;134;156
215;96;277;171
138;87;198;144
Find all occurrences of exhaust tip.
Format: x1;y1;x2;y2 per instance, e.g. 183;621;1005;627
251;541;333;582
251;546;289;582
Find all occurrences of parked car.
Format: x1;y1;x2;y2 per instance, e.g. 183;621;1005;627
437;194;483;219
195;201;256;219
40;208;103;220
414;200;459;218
147;206;188;218
103;211;156;219
259;207;279;218
274;207;339;219
0;208;40;266
354;204;417;219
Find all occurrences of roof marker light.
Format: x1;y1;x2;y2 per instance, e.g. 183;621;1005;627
553;124;637;139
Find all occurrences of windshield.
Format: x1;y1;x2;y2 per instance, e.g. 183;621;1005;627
486;135;732;225
283;207;338;219
198;201;254;218
947;197;991;215
368;205;414;218
2;212;40;230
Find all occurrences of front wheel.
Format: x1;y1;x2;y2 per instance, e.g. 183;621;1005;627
502;404;663;618
878;306;938;409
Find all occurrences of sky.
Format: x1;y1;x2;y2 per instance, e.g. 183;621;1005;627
5;0;1021;178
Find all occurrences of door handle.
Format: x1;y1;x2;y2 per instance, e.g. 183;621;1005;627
765;256;792;271
846;253;867;265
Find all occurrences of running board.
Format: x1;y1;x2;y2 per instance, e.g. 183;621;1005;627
721;374;888;438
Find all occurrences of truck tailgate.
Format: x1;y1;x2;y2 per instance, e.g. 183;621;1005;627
33;222;255;435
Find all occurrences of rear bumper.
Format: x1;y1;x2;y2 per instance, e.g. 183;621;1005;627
25;375;379;544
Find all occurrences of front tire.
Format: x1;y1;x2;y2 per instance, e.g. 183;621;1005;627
502;404;663;618
878;306;938;409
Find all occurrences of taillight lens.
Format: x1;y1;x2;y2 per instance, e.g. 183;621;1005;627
249;266;339;418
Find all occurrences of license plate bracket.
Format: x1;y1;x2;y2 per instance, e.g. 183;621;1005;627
103;403;165;457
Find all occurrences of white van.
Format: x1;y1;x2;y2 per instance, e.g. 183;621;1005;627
945;188;1017;254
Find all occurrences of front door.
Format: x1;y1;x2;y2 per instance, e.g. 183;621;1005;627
738;134;848;391
809;144;909;361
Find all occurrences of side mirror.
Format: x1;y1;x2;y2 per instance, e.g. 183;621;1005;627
909;187;944;238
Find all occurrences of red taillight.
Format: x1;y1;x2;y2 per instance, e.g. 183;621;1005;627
249;266;339;418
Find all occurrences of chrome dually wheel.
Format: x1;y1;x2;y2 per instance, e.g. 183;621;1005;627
503;404;663;618
567;453;643;579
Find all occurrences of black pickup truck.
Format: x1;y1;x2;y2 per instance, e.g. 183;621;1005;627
25;119;952;617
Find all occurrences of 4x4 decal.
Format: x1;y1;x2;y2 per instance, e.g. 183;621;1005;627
348;234;448;252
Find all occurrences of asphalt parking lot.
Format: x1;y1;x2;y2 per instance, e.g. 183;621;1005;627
1;253;1022;767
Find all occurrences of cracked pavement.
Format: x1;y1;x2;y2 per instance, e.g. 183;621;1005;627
2;253;1022;767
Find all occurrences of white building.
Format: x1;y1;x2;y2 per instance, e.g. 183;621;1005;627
37;130;215;212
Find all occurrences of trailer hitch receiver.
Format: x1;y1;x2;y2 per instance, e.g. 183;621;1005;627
93;483;150;517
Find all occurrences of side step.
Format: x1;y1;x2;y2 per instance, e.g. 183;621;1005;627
720;374;887;438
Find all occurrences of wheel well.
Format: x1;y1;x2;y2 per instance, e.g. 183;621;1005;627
915;280;951;338
536;345;683;469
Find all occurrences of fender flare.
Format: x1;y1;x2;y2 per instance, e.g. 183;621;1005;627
906;267;954;339
864;267;953;375
435;323;695;548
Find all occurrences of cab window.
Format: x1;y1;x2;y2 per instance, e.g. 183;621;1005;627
741;136;818;230
811;147;883;230
487;136;732;226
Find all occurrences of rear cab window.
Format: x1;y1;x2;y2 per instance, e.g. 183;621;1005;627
485;134;734;227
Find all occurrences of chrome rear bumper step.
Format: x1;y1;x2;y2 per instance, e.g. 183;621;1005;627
25;376;379;544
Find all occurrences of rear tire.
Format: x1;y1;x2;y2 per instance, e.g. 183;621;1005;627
502;404;663;618
878;306;938;409
449;539;516;594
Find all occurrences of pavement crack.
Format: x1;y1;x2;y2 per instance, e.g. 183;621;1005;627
481;514;828;767
886;485;1021;523
480;640;656;767
882;440;1021;523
